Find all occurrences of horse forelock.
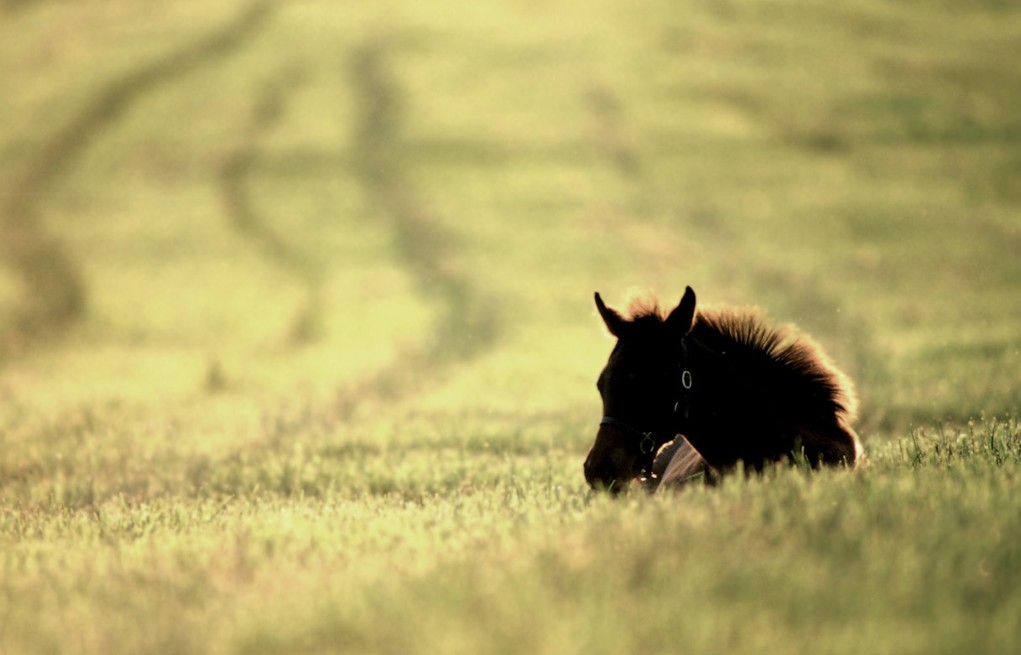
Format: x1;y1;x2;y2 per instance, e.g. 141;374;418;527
624;291;664;322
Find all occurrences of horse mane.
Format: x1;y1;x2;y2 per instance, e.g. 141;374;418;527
621;296;858;424
692;307;859;424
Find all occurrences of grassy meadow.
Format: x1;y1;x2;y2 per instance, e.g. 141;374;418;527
2;0;1020;653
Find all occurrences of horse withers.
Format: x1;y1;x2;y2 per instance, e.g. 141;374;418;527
584;286;862;495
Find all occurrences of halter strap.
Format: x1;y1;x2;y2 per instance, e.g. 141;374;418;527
675;337;692;420
599;415;674;476
599;416;660;454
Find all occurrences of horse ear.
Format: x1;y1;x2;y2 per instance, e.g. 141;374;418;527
595;292;627;337
665;286;697;337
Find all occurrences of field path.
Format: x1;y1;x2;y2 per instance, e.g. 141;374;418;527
218;64;326;344
587;85;643;180
335;40;501;414
0;0;273;358
227;40;504;450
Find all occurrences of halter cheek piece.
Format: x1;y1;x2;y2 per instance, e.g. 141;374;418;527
675;338;693;420
674;368;693;417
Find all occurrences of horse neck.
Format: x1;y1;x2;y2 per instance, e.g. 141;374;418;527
681;338;762;437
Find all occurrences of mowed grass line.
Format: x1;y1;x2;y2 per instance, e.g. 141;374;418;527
0;0;273;352
337;39;502;416
218;62;324;346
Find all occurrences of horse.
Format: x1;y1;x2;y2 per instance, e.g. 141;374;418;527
583;286;862;494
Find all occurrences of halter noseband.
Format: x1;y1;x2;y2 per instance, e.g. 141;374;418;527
598;416;662;457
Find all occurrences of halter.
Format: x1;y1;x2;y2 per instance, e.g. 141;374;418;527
599;342;694;477
598;416;663;458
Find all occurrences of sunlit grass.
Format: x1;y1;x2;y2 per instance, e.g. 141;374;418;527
3;419;1019;654
1;0;1020;653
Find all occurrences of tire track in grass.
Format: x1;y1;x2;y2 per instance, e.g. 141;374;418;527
0;0;36;14
218;64;326;345
583;85;662;248
0;0;273;358
335;40;501;416
195;41;503;472
587;86;643;180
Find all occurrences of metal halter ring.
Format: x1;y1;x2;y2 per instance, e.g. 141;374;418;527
681;369;693;389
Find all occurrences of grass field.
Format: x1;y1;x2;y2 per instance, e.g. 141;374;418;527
2;1;1020;653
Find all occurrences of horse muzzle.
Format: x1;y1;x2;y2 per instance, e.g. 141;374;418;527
584;420;644;495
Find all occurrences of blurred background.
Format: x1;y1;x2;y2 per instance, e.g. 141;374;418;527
1;0;1019;434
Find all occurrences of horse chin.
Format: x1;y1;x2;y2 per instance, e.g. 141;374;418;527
585;424;644;495
595;477;635;496
584;455;641;496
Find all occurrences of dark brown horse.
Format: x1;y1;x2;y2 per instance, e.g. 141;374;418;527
584;286;862;494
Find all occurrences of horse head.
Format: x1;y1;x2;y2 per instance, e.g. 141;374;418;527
584;286;697;494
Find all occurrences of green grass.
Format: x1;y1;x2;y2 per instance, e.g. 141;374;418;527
2;0;1020;653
